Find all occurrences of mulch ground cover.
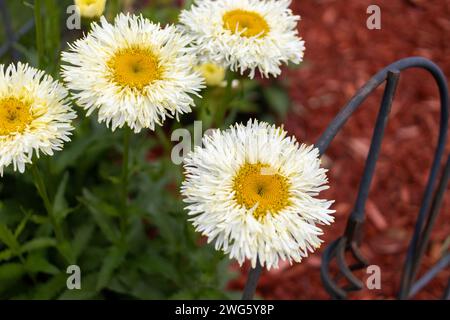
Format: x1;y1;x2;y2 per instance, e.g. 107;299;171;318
229;0;450;299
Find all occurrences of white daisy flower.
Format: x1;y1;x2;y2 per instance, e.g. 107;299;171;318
0;63;76;176
179;0;305;78
181;120;334;269
61;13;204;133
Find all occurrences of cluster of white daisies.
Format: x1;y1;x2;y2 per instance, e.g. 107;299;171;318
0;1;334;269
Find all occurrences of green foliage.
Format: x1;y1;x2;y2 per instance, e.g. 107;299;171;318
0;119;239;299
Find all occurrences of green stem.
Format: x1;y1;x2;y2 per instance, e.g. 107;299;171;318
224;79;245;127
34;0;45;68
120;127;131;240
155;127;172;156
30;164;63;244
44;0;61;76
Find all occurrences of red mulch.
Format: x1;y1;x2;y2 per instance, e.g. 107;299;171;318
229;0;450;299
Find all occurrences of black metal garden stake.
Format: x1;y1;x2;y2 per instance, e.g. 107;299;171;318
242;57;449;300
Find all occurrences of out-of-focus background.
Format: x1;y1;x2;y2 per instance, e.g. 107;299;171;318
230;0;450;299
0;0;449;300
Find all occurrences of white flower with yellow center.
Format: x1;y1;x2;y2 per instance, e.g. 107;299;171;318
181;120;334;269
179;0;305;78
74;0;106;19
0;63;76;176
61;13;204;133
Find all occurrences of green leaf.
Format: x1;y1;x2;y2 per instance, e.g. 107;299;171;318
263;86;290;118
0;263;25;294
57;241;75;265
135;252;180;284
25;253;60;275
32;273;67;299
107;269;164;299
53;172;69;218
79;189;120;244
169;290;195;300
72;224;95;260
82;189;120;217
0;249;14;262
52;135;97;173
14;210;31;239
30;214;48;225
0;224;20;252
96;246;126;291
59;273;99;300
123;280;164;299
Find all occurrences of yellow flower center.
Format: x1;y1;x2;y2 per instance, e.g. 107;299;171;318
0;97;33;136
108;47;161;91
233;162;291;219
223;9;270;38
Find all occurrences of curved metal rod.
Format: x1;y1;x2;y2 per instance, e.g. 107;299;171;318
320;70;400;297
336;239;364;290
349;241;369;268
242;57;448;300
315;57;448;155
319;57;448;299
323;154;449;299
320;236;370;300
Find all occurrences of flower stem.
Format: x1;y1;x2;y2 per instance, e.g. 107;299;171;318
120;126;131;241
224;80;244;127
30;164;63;244
43;0;61;76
